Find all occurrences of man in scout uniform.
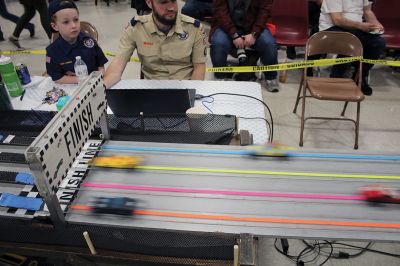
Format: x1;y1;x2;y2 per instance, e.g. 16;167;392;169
104;0;207;88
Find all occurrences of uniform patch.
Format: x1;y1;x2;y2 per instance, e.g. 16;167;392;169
178;31;189;40
83;38;95;48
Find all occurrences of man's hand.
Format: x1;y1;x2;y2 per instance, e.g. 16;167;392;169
359;22;382;33
233;37;245;49
243;34;256;47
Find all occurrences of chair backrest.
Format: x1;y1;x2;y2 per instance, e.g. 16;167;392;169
305;31;363;83
306;31;363;58
271;0;309;45
51;21;99;43
372;0;400;48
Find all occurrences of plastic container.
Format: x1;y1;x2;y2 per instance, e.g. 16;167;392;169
0;55;24;97
74;56;88;85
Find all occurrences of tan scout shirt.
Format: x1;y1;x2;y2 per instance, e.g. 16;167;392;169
116;13;207;80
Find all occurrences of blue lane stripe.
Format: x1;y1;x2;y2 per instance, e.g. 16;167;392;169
102;145;400;161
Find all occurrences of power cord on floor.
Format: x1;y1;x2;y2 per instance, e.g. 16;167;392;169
276;239;400;265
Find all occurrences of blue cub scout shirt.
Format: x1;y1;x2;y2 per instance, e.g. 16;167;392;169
46;33;108;81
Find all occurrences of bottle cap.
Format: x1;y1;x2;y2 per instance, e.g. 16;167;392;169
76;56;81;60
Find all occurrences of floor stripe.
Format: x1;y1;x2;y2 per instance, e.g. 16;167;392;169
83;183;364;201
103;145;400;161
134;165;400;180
70;205;400;229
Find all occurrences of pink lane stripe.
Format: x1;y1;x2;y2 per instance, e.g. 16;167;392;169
84;182;364;201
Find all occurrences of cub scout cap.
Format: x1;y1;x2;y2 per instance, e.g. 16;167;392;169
48;0;78;20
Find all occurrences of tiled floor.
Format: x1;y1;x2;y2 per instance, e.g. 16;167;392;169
1;1;400;265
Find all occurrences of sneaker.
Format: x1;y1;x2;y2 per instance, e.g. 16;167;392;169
9;36;22;49
265;79;279;92
361;83;373;96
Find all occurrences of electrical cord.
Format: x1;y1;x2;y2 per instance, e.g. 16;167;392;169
200;93;274;142
238;116;271;134
333;242;400;258
200;96;215;114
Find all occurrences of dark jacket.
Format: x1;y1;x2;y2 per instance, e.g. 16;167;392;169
210;0;273;40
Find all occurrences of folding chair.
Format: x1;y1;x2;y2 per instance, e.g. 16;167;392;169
293;31;365;149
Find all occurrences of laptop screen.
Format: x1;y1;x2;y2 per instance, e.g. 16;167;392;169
106;88;195;117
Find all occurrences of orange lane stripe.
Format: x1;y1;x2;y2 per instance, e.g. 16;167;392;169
71;205;400;229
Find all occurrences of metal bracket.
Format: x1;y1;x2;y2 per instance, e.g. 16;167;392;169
239;233;256;266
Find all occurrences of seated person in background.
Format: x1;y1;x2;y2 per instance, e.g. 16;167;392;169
104;0;207;89
210;0;279;92
181;0;213;21
320;0;386;96
131;0;152;15
45;0;108;84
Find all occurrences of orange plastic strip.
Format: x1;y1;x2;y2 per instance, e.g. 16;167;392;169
71;205;400;229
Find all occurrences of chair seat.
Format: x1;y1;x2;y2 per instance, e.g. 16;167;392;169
307;77;365;102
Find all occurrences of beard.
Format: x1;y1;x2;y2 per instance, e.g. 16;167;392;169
153;9;177;26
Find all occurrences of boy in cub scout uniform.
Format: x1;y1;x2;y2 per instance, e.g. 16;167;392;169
104;0;207;89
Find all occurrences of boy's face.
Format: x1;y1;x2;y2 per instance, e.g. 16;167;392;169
51;8;80;43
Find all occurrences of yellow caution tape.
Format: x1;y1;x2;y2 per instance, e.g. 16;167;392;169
0;49;46;55
207;57;362;73
361;59;400;67
0;49;140;62
2;49;399;69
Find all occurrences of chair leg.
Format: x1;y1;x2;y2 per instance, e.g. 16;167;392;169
354;102;360;149
95;0;97;5
341;101;349;116
299;85;306;147
293;76;304;113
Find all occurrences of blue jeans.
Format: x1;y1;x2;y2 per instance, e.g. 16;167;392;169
181;0;212;20
210;27;278;80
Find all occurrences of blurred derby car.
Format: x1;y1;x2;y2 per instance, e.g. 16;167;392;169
360;185;400;204
89;155;143;169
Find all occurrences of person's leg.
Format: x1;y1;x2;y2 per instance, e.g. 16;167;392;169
34;0;51;39
351;31;385;95
210;27;234;79
0;26;4;41
254;29;278;80
0;0;34;35
11;3;35;39
325;27;351;78
181;0;212;20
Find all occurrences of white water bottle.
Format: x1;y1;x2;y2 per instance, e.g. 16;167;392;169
74;56;88;85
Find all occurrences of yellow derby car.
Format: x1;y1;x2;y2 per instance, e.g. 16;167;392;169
247;143;294;157
89;155;143;169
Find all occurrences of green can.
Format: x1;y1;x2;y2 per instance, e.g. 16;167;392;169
0;56;24;97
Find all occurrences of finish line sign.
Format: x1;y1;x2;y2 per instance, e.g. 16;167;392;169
26;72;107;199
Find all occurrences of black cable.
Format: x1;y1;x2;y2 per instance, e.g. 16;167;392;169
238;116;271;134
201;96;215;114
201;92;274;142
318;241;333;266
274;239;317;264
333;242;400;258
